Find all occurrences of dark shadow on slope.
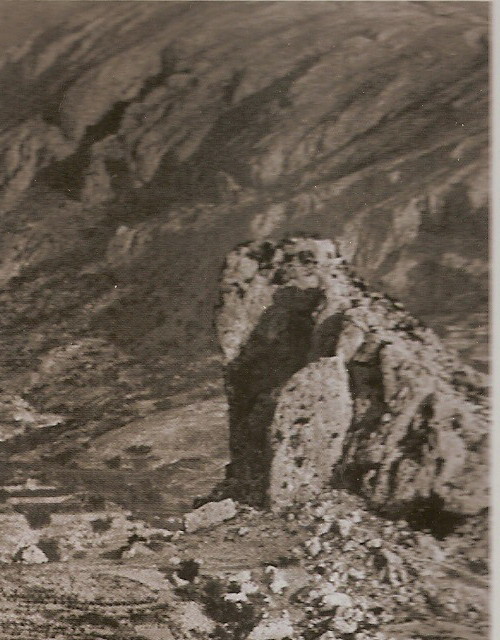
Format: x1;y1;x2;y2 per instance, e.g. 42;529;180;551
398;493;468;540
107;54;323;218
38;51;176;198
221;285;324;506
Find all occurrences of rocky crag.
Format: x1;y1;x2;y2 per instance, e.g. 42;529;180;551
0;1;489;469
217;239;488;531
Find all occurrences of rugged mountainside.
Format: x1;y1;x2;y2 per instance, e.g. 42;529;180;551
0;238;490;640
216;239;488;528
0;1;489;472
0;5;491;639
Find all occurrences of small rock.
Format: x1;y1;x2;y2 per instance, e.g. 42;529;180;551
314;505;327;518
366;538;383;548
332;617;358;634
348;568;365;581
416;532;447;562
227;570;260;598
230;569;253;583
18;545;48;564
305;536;322;558
364;611;379;625
134;624;175;640
336;518;352;537
314;583;352;611
224;591;250;603
327;570;342;587
322;591;352;611
238;526;250;536
183;498;237;533
178;601;215;635
376;548;408;586
265;566;289;594
316;521;331;536
318;632;339;640
322;541;333;553
172;573;190;588
122;542;154;559
151;529;174;541
351;511;362;524
248;611;294;640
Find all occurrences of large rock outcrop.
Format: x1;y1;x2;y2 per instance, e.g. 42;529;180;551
217;239;488;521
0;2;488;473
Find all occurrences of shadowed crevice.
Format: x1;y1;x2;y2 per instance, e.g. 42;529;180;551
221;286;324;506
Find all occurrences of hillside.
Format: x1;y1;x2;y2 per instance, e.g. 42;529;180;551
0;1;489;494
0;4;491;634
0;237;489;638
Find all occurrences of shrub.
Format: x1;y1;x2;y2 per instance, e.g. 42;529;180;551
90;516;113;534
84;493;106;511
37;537;61;561
24;506;52;529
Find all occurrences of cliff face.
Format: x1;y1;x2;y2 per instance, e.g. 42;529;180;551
217;239;488;524
0;2;488;462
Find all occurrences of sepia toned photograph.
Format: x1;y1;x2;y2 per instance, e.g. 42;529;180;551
0;1;490;639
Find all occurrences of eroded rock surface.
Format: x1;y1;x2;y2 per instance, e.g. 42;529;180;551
269;357;352;510
217;239;488;520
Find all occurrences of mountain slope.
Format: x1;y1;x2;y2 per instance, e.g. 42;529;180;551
0;2;489;466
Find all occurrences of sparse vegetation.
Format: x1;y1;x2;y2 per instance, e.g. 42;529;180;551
90;517;113;534
24;506;52;529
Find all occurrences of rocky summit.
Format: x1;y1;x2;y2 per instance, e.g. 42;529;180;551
217;238;488;524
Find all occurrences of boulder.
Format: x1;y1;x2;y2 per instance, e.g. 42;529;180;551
17;545;49;564
177;601;215;636
217;239;488;521
183;498;237;533
0;514;40;563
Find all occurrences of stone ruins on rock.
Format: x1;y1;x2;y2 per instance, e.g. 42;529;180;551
216;238;488;521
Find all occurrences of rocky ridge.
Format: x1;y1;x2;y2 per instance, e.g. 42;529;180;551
216;238;488;528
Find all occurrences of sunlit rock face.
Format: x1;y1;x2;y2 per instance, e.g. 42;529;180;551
217;239;488;518
0;2;488;461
